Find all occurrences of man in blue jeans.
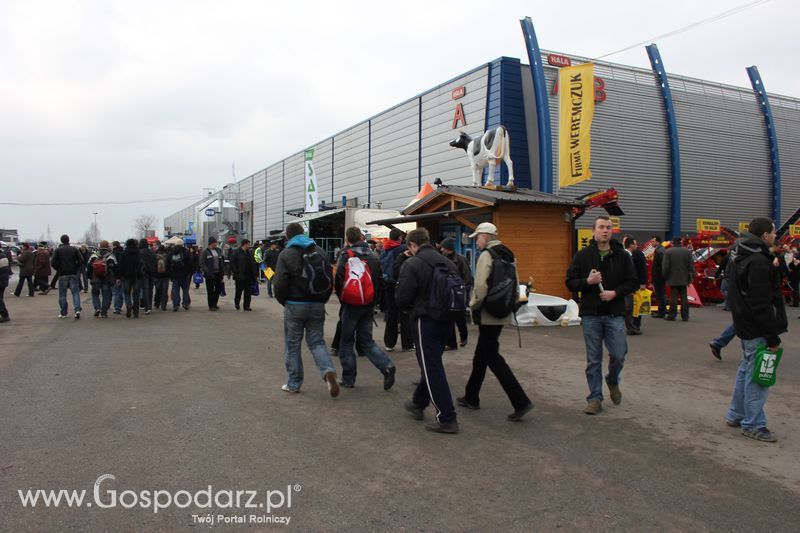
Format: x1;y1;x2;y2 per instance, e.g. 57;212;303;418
50;234;84;319
566;216;638;415
725;217;787;443
273;222;340;397
334;227;396;390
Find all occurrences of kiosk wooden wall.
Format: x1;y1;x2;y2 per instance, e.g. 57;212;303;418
493;203;573;299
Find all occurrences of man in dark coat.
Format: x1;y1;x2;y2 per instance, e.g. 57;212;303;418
380;228;413;352
0;246;12;322
650;236;667;318
33;242;52;294
566;216;638;415
725;218;787;443
119;238;143;318
166;240;192;311
14;242;36;297
201;237;225;311
51;234;84;319
138;238;157;314
231;239;257;311
440;237;473;349
662;237;694;321
334;226;395;390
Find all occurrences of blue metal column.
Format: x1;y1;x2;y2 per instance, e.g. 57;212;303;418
519;17;552;193
747;66;781;223
646;44;682;239
418;96;423;191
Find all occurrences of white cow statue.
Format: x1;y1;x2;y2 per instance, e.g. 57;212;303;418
449;126;514;187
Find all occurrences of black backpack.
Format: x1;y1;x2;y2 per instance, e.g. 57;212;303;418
420;255;467;322
301;247;333;296
483;247;519;318
171;250;184;268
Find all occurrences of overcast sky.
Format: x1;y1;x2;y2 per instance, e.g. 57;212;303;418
2;0;797;242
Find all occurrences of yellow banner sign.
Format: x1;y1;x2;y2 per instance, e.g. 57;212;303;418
790;225;800;237
558;63;595;188
577;228;593;250
696;218;721;235
738;222;749;233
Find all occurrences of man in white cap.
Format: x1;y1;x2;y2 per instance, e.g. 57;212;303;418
457;222;534;422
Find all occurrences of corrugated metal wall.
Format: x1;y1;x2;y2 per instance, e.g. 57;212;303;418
370;99;419;210
332;122;369;206
670;76;771;230
772;95;800;222
265;164;282;237
313;139;333;209
252;170;267;241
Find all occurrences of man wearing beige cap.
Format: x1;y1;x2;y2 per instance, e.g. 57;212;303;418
457;222;534;422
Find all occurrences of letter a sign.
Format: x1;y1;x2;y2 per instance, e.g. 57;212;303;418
305;149;319;213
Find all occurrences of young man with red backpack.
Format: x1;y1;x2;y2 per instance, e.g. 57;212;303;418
88;240;117;317
334;227;396;390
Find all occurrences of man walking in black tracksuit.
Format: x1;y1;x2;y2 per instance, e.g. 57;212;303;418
395;227;459;434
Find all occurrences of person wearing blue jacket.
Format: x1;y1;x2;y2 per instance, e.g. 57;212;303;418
273;223;340;398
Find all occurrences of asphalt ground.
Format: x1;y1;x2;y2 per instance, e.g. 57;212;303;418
1;277;799;532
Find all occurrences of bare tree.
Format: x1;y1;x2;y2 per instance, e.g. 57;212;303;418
132;214;157;238
82;222;101;246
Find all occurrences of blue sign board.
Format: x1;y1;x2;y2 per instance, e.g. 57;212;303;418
205;208;216;217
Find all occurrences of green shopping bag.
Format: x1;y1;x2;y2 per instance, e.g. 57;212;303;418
751;345;783;387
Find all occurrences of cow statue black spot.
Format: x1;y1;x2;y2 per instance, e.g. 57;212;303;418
449;126;514;187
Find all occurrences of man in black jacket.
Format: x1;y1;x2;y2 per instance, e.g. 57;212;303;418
440;237;473;349
724;218;786;443
138;238;157;314
51;234;84;319
273;222;339;397
395;227;459;434
566;216;638;415
201;237;225;311
651;236;667;318
623;236;647;335
166;241;192;311
231;239;257;311
334;227;395;390
381;229;413;352
119;238;143;318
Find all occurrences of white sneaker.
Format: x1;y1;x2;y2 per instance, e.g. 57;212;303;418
281;384;299;393
384;346;395;352
74;311;80;320
58;314;66;319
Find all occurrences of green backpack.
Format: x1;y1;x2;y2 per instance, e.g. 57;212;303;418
751;345;783;387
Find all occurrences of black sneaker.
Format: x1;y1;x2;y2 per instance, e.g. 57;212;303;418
404;401;424;420
94;310;101;317
709;343;722;360
74;311;80;320
456;397;480;410
742;427;777;443
508;401;534;422
425;421;459;434
126;309;131;318
337;380;354;389
383;366;396;391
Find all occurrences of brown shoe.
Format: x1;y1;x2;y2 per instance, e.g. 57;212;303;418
607;382;622;405
325;372;340;398
584;399;603;415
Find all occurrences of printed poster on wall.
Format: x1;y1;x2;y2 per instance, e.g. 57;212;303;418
558;63;595;188
304;149;319;213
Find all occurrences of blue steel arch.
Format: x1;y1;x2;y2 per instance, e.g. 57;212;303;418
646;44;682;239
747;66;781;223
519;17;553;193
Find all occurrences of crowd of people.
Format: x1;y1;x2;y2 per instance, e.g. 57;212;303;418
0;215;787;441
0;235;284;321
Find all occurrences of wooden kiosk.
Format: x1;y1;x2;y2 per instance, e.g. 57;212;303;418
368;185;585;299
